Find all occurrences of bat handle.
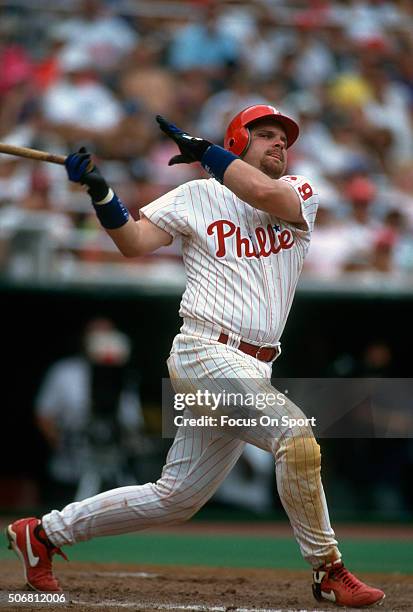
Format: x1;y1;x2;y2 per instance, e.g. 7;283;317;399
44;152;67;165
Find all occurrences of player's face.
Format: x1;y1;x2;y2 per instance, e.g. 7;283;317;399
242;120;288;179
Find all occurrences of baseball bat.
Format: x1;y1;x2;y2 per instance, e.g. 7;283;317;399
0;143;66;165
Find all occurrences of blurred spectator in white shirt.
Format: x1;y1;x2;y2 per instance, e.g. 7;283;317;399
292;27;337;88
42;46;123;140
238;9;295;80
49;0;138;72
340;0;403;44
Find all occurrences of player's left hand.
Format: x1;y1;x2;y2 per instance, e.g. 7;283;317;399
156;115;212;165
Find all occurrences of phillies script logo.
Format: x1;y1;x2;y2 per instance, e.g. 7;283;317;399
207;220;294;258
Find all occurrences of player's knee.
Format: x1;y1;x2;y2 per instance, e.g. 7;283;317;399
277;431;321;476
167;500;203;524
154;480;205;522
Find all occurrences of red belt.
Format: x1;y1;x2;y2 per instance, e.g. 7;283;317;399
218;332;280;363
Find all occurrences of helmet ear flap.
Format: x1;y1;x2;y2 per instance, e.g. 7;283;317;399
225;123;250;156
238;127;251;158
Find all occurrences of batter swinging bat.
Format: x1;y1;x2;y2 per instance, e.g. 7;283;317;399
0;142;66;165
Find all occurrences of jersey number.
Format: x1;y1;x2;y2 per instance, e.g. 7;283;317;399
298;183;313;201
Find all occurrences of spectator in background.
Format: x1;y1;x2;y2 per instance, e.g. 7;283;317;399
118;37;178;117
0;125;74;280
35;317;143;506
315;114;372;177
367;208;413;276
361;62;413;163
340;0;402;44
42;46;124;144
238;8;295;80
382;161;413;229
48;0;138;73
291;24;336;88
340;174;381;273
369;227;397;274
0;17;38;139
0;129;35;206
167;1;239;75
303;199;350;279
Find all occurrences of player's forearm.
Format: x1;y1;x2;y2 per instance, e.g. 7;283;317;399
105;216;143;257
106;215;173;256
223;159;280;207
223;159;302;223
199;144;302;223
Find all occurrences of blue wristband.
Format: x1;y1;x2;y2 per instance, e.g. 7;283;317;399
201;145;238;184
93;189;130;229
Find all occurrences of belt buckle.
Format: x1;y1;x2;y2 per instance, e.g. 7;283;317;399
255;343;270;362
255;345;264;361
255;343;278;363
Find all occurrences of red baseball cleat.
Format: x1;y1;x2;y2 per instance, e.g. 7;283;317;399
6;517;67;592
313;559;385;607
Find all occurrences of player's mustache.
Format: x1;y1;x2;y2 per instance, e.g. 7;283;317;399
266;148;284;160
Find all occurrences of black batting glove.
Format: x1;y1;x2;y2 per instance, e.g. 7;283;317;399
156;115;212;165
65;147;110;202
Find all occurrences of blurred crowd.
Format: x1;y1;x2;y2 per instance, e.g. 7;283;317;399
1;0;413;284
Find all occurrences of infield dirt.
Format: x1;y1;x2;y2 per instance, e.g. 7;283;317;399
1;561;412;611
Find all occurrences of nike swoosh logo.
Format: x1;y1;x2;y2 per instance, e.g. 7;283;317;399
322;589;336;602
26;524;39;567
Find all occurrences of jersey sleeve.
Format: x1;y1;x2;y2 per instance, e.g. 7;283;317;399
139;185;190;240
279;175;319;237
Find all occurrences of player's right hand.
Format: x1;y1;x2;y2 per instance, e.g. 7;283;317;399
65;147;110;202
156;115;212;165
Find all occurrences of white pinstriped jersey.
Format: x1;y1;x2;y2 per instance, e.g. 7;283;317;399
140;175;318;346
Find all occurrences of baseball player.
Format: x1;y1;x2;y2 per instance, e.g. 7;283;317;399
7;105;385;607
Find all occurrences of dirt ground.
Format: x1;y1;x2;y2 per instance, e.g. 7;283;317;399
2;523;412;611
1;560;412;611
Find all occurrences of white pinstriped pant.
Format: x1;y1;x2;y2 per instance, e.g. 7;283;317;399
42;330;340;567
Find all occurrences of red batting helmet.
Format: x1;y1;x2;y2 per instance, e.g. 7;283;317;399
224;105;299;156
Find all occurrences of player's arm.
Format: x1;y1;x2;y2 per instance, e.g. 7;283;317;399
156;116;303;224
221;160;303;223
106;217;172;257
65;149;172;257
